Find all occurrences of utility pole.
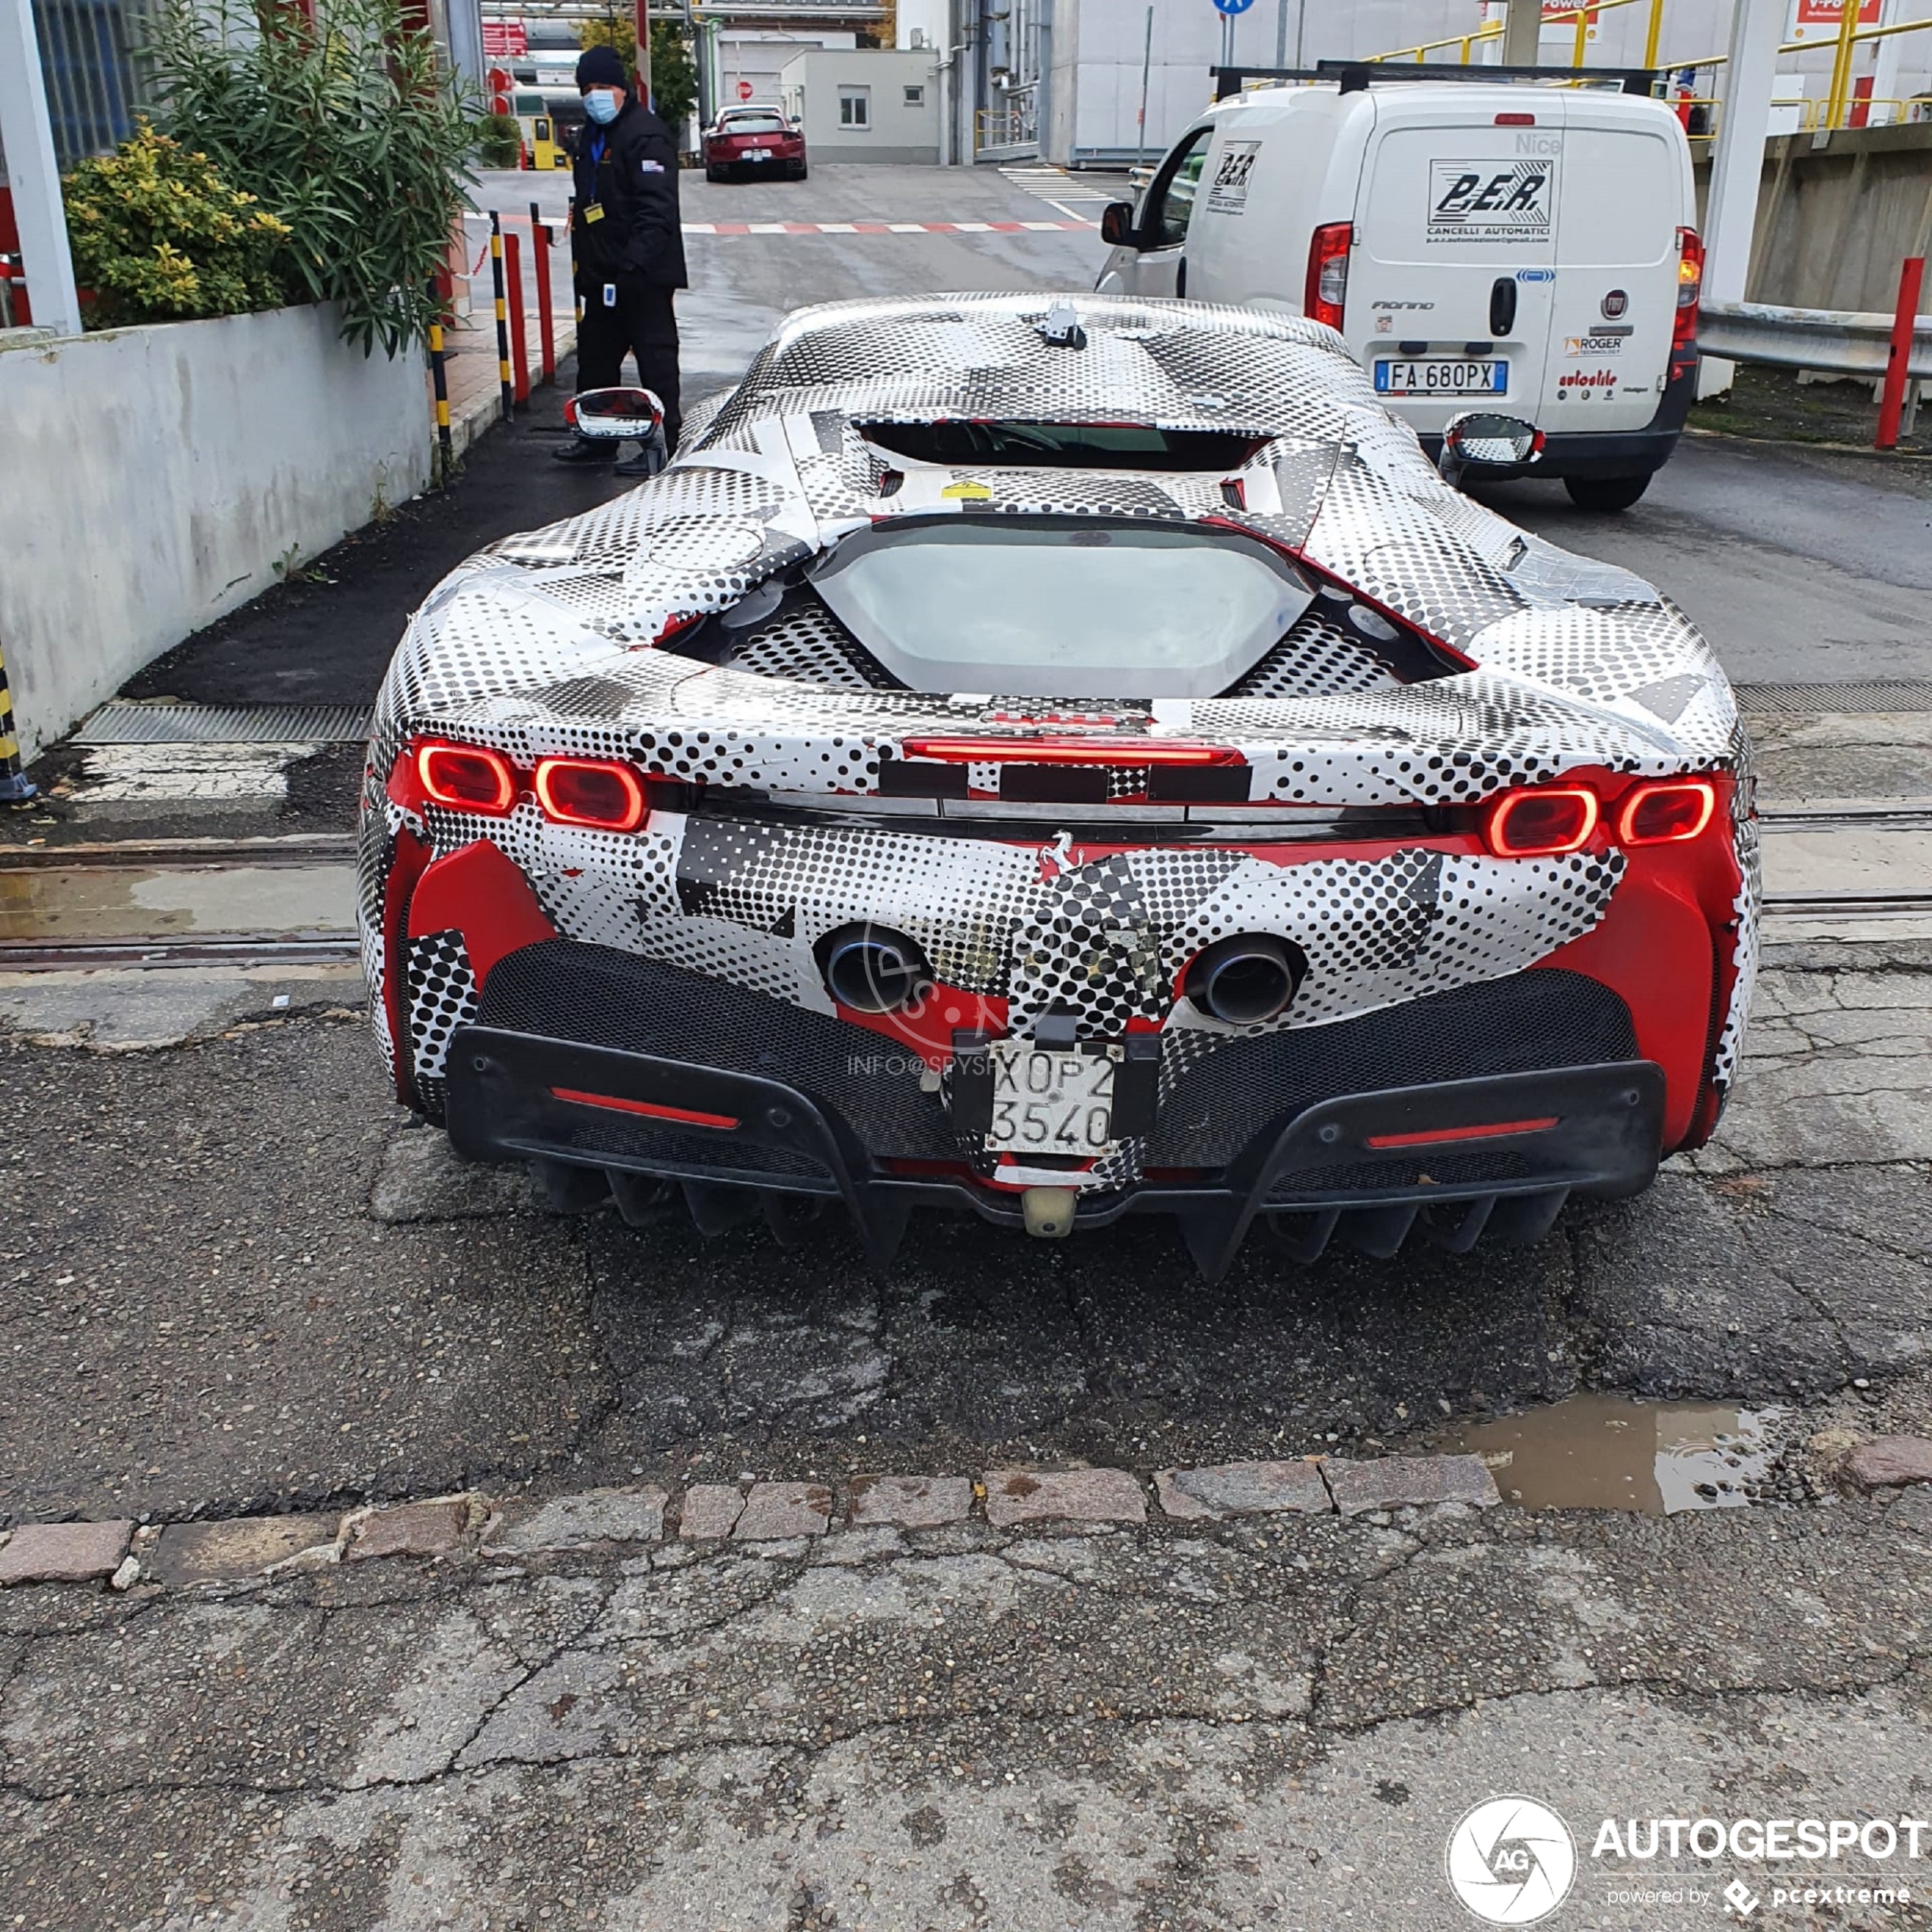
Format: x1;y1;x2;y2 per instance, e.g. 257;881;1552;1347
0;0;84;338
633;0;654;108
1502;0;1542;65
1700;0;1784;397
1274;0;1287;69
1136;4;1153;162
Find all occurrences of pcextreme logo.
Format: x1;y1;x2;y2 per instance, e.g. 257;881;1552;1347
1447;1797;1578;1924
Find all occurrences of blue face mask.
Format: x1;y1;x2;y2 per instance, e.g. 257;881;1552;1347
583;88;621;126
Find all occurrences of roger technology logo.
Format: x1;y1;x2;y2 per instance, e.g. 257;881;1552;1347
1447;1797;1578;1924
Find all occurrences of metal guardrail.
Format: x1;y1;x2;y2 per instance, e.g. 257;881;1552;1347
1698;300;1932;382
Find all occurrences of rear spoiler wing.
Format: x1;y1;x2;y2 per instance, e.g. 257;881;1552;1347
1211;61;1660;100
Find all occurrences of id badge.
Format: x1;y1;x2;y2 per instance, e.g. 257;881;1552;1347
583;201;605;223
603;283;616;308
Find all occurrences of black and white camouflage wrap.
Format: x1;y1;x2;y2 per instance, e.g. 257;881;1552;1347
361;294;1759;1152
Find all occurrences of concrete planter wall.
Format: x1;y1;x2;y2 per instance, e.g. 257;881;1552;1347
0;303;430;758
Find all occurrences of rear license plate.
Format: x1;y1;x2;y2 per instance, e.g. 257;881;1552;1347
983;1043;1118;1155
742;148;772;161
1374;358;1508;397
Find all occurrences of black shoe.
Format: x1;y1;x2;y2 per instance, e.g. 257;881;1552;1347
614;443;666;478
552;434;618;464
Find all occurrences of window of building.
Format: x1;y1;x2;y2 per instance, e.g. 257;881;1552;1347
839;87;871;128
904;84;924;104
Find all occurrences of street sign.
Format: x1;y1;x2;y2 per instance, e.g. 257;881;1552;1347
1788;0;1882;41
1212;0;1255;13
481;21;527;59
736;78;755;100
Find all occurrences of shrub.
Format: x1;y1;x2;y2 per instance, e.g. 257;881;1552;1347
145;0;481;355
476;113;524;169
63;123;291;327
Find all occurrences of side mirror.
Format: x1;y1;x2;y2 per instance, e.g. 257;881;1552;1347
1099;201;1137;248
567;386;664;440
1438;411;1543;485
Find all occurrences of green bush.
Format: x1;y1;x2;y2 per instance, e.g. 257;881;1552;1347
63;123;291;327
476;113;523;169
145;0;480;355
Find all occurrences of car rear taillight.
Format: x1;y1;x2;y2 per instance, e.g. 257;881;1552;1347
1673;227;1702;354
1617;777;1716;845
1482;785;1600;857
1304;221;1352;331
417;742;516;814
533;757;649;831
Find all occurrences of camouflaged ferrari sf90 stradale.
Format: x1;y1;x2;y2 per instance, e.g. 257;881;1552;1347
359;294;1757;1276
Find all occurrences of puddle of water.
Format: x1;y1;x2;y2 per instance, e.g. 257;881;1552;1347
0;865;357;942
1438;1393;1786;1515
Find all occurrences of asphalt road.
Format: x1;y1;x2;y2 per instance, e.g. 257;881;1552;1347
3;160;1931;1932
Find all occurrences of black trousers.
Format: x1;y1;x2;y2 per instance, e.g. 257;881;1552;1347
575;275;681;449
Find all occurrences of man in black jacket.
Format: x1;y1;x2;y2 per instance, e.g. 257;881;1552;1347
554;44;688;475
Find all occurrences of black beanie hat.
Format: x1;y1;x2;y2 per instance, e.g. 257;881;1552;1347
576;45;628;90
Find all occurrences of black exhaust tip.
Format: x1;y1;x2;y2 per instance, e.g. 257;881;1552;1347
1184;933;1306;1026
818;923;931;1014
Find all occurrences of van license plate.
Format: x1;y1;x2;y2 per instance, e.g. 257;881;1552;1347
983;1043;1118;1155
1374;358;1508;397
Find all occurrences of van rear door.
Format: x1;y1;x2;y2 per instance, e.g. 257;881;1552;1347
1541;100;1689;433
1352;100;1561;434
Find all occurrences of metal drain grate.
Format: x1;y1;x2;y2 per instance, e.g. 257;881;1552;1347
75;701;374;745
1733;680;1932;717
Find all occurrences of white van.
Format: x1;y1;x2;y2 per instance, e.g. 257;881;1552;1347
1096;73;1702;511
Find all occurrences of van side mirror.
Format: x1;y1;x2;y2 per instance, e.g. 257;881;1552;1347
1438;412;1543;486
1099;202;1137;247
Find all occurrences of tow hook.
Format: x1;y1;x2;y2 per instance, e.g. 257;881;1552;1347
1022;1187;1078;1239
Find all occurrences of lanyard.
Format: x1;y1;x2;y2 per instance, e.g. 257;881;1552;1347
587;131;607;170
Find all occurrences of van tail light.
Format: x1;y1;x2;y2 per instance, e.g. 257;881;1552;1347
1482;785;1599;858
1673;227;1703;354
533;756;649;831
1304;221;1352;331
416;742;517;815
1617;777;1716;846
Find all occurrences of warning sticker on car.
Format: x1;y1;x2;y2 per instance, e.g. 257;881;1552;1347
1428;160;1555;245
1207;140;1261;214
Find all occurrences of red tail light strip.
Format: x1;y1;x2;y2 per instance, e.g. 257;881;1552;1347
1365;1116;1559;1150
549;1088;741;1130
901;736;1244;767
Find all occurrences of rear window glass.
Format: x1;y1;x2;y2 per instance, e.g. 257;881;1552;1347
809;516;1311;700
723;114;787;134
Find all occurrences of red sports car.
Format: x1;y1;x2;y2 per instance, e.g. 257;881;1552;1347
359;295;1759;1276
702;106;807;182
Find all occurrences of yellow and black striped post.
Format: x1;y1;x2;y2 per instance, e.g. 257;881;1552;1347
426;279;454;487
488;212;513;421
0;641;36;803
